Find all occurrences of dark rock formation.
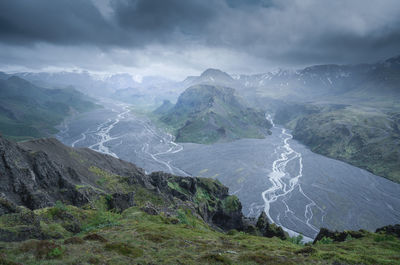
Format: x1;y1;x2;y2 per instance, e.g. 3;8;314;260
148;171;244;231
0;210;45;242
106;192;135;213
376;224;400;238
255;211;287;240
313;228;367;244
0;196;18;215
0;135;148;211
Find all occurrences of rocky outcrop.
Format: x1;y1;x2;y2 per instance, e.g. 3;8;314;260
255;212;287;240
0;209;45;242
376;224;400;238
0;135;149;211
313;228;367;244
106;192;135;213
148;172;244;231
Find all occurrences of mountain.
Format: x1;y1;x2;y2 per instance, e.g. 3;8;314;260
182;68;238;88
0;76;98;140
15;71;185;105
234;55;400;106
0;135;399;264
15;71;113;96
158;84;271;144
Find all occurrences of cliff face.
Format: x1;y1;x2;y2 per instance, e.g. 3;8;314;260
0;136;147;213
0;135;243;232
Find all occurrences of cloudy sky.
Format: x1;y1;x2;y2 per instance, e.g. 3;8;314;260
0;0;399;79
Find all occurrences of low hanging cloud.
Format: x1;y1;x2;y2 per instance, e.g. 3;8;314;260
0;0;399;78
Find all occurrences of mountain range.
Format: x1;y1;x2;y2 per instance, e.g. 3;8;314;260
1;55;400;181
10;54;400;108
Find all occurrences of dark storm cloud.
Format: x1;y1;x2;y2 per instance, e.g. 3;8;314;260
0;0;399;74
0;0;120;45
0;0;221;47
113;0;219;38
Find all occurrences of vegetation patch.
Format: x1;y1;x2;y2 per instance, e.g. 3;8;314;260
20;240;64;259
63;236;85;245
200;253;233;264
222;196;240;213
83;233;108;243
105;242;143;258
89;166;130;193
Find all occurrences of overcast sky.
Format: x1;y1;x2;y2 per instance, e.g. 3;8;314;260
0;0;399;80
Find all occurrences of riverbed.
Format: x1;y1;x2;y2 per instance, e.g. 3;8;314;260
57;100;400;239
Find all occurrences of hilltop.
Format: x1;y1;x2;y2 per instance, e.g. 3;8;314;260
156;84;271;144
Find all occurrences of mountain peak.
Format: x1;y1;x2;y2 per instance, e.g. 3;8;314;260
200;68;232;79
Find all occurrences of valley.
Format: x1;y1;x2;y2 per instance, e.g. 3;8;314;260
57;100;400;239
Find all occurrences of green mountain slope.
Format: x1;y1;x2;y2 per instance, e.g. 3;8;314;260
0;76;99;140
158;85;271;144
274;104;400;183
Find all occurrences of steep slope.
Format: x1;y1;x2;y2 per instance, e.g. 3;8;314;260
273;103;400;183
158;84;271;144
0;76;98;140
0;134;244;232
292;107;400;183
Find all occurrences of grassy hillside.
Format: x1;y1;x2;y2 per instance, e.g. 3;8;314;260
157;85;271;144
0;76;99;140
275;104;400;183
0;202;399;264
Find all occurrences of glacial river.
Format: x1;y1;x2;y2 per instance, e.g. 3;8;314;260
57;100;400;239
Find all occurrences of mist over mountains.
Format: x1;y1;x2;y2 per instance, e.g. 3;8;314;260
6;54;399;104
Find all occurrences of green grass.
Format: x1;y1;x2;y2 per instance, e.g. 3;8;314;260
0;204;399;264
89;166;131;193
